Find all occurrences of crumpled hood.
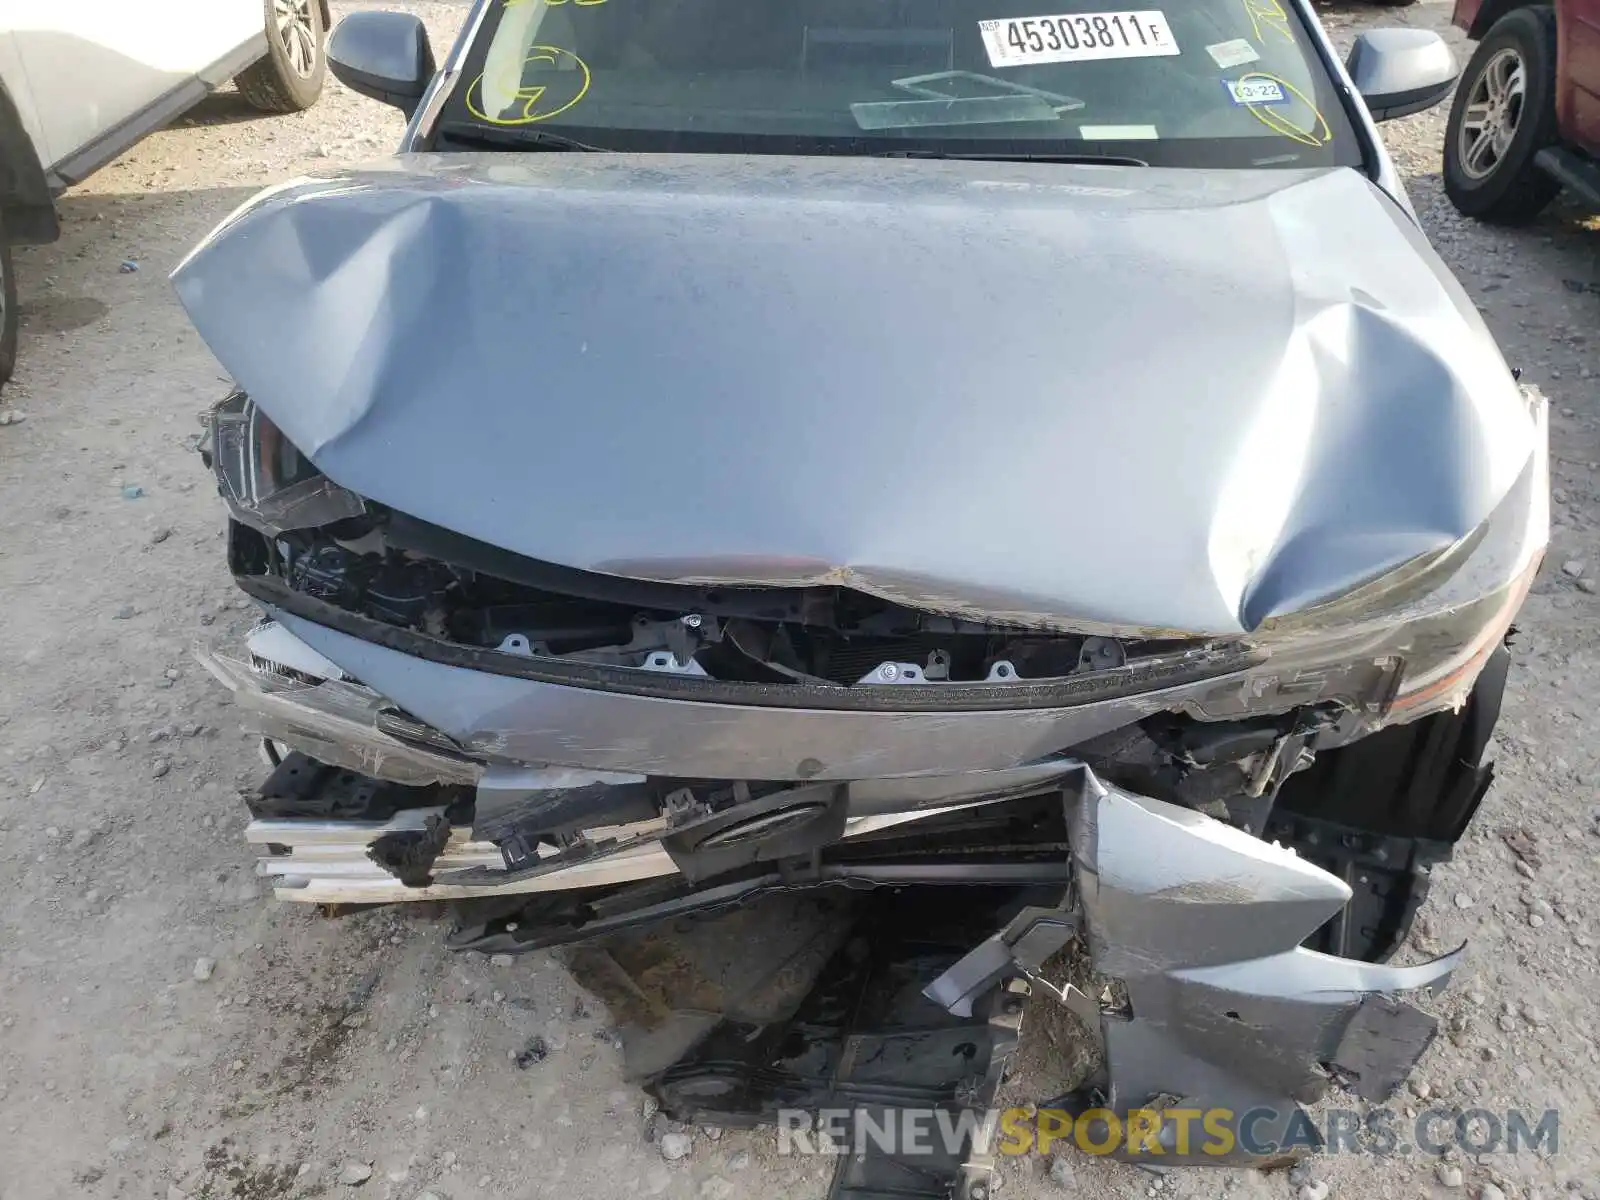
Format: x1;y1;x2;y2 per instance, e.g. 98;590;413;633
173;153;1534;636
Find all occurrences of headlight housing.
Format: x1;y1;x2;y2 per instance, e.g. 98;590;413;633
1221;391;1548;730
203;390;367;535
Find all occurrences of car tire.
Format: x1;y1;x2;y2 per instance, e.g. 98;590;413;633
1443;6;1562;223
0;217;18;389
235;0;327;114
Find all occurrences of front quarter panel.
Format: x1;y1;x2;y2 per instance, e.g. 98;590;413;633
0;36;59;239
1288;0;1416;215
0;33;48;175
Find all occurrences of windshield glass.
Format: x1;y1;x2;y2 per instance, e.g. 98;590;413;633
439;0;1363;168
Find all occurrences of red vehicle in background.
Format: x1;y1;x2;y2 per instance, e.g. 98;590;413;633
1445;0;1600;219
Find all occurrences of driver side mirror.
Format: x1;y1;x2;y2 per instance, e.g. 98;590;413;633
328;11;436;117
1345;28;1458;123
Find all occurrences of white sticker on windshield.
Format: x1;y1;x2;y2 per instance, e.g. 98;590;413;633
1206;38;1260;68
978;11;1179;67
1224;76;1285;104
1079;123;1160;139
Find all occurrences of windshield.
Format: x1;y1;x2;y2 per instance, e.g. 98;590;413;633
438;0;1363;168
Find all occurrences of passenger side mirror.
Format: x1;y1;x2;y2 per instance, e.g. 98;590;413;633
1345;29;1458;122
328;11;436;117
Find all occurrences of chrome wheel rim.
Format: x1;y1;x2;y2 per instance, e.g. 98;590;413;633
1458;47;1526;181
273;0;319;78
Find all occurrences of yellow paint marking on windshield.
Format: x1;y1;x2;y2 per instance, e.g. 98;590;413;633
1236;71;1330;146
1240;0;1293;44
466;45;592;124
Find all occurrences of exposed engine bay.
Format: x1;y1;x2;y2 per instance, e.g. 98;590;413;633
196;386;1531;1182
193;376;1538;1182
247;521;1215;689
174;153;1551;1187
199;452;1520;1180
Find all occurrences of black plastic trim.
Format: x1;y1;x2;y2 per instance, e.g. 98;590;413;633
1534;146;1600;207
1268;810;1450;962
1365;81;1458;123
448;863;1071;955
240;570;1259;713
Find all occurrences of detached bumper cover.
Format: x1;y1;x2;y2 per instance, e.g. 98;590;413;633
1066;768;1455;1157
200;646;481;787
920;768;1457;1163
260;609;1224;781
215;618;1456;1150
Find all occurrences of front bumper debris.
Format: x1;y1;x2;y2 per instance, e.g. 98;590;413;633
614;888;1030;1200
175;151;1543;1188
241;751;1054;904
1065;768;1456;1159
212;619;1460;1174
199;644;480;788
913;768;1458;1164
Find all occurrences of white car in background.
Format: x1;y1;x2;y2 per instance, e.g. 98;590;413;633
0;0;330;387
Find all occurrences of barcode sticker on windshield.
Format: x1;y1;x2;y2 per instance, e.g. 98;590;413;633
978;11;1179;67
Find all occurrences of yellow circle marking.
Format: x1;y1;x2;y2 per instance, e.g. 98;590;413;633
466;45;592;125
1236;71;1331;147
1241;0;1293;44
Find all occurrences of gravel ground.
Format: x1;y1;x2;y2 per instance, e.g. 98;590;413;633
1;3;1598;1199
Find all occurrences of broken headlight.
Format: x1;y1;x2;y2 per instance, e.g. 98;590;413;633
203;391;366;536
1385;551;1538;718
1249;397;1548;727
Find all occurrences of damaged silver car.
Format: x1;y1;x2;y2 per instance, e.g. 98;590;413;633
174;0;1547;1184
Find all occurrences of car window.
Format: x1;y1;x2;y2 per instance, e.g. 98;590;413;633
439;0;1363;168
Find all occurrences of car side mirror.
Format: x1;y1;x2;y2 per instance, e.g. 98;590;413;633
328;11;436;117
1345;28;1458;122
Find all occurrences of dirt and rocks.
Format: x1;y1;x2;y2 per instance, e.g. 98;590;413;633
1;2;1598;1198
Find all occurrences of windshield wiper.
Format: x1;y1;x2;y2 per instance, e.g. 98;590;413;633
872;149;1148;166
433;121;1144;165
435;122;609;152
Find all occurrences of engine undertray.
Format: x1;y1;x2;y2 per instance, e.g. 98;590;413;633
563;889;1033;1200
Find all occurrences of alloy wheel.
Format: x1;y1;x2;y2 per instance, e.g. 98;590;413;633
1458;47;1527;180
273;0;319;78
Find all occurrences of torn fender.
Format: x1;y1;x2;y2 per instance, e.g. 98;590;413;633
1067;768;1458;1159
922;766;1457;1163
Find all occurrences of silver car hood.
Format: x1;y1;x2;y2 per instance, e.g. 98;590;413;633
173;153;1535;636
